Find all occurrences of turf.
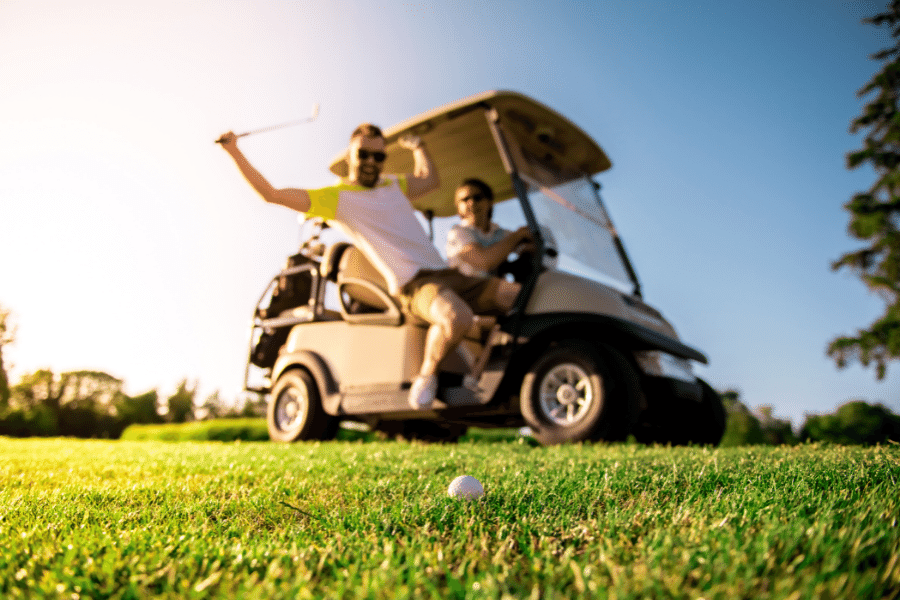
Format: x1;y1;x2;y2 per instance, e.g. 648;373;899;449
0;438;897;599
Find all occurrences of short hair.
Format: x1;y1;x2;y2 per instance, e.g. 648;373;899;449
350;123;384;141
457;178;494;201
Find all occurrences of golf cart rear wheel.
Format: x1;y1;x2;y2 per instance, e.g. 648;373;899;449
267;368;337;442
520;341;633;445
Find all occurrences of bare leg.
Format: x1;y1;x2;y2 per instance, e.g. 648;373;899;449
419;288;474;377
409;289;473;410
495;280;521;312
409;280;518;410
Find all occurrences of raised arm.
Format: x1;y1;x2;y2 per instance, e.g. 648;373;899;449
398;135;440;199
218;132;311;213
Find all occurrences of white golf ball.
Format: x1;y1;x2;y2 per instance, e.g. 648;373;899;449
447;475;484;500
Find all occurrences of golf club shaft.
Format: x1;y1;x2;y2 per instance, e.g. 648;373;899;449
215;104;319;144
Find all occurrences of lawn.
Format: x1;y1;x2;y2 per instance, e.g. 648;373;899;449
0;438;897;599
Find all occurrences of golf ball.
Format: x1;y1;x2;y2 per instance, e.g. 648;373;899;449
447;475;484;500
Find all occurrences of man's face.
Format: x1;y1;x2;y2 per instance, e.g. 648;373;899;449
455;184;492;228
348;135;387;188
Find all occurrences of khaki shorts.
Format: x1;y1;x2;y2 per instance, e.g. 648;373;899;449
401;269;501;321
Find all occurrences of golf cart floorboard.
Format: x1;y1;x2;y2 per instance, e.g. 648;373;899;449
339;385;481;415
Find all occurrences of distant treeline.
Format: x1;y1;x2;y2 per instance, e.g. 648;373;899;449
0;368;897;445
720;390;900;447
0;369;262;439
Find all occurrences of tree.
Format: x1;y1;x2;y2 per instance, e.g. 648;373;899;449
11;369;65;415
164;379;197;423
56;370;125;438
755;405;799;446
239;391;267;418
196;389;227;420
59;370;123;410
830;1;900;379
0;305;15;408
8;369;128;437
719;389;766;446
801;400;900;445
115;389;162;426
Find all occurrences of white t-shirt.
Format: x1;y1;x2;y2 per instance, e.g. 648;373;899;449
446;221;559;276
306;174;446;294
445;222;510;277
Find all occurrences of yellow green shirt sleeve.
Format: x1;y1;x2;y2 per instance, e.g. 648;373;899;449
305;175;408;220
305;186;341;220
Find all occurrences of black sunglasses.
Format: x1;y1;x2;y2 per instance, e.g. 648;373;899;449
357;149;387;163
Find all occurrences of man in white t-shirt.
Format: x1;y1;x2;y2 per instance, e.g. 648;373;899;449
446;178;535;278
218;124;520;410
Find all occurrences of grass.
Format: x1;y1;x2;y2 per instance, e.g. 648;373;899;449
120;419;524;444
0;438;897;599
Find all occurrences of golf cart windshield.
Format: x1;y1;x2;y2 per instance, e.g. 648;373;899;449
530;176;636;293
491;174;637;294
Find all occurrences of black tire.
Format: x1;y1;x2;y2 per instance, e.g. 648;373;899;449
692;379;726;446
267;369;338;442
633;378;726;446
520;341;637;445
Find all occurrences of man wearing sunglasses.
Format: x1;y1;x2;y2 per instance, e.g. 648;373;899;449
447;178;536;278
219;124;519;411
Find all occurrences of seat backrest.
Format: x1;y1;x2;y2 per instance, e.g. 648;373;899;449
320;242;352;282
337;246;392;310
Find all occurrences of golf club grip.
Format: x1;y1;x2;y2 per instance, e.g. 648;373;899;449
214;132;250;145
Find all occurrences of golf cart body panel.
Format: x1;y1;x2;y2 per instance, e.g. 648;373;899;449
525;269;633;322
270;319;492;418
270;349;340;413
521;269;707;363
516;313;707;365
249;90;725;445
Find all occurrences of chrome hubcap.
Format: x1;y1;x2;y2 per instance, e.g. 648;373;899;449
538;363;594;426
276;387;306;430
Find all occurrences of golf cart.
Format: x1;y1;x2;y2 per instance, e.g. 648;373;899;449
244;90;725;446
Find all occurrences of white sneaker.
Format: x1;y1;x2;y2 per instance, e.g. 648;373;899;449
408;374;438;410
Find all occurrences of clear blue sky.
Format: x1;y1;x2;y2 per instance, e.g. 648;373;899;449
1;0;897;425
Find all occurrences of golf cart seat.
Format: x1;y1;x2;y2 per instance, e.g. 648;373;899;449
320;242;497;338
320;242;404;326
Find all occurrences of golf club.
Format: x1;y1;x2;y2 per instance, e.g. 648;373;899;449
215;103;319;144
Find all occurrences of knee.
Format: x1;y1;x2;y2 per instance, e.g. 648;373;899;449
450;306;475;338
496;280;521;312
429;290;474;338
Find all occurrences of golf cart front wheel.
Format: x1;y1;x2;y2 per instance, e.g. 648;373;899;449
520;341;633;445
267;368;337;442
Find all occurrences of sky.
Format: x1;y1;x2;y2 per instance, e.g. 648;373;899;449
1;0;898;426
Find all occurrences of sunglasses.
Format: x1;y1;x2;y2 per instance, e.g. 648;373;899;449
459;193;489;203
357;149;387;163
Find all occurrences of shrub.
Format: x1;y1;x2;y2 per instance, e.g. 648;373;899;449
801;400;900;445
121;418;269;442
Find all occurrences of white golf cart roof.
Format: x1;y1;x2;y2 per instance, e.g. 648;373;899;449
329;90;612;217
